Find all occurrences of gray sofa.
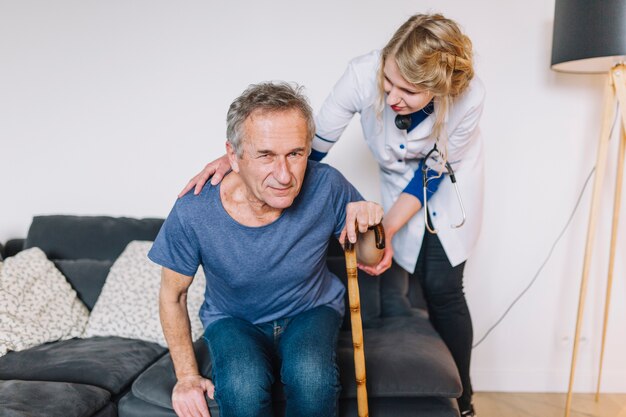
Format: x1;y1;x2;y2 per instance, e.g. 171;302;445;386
0;215;461;417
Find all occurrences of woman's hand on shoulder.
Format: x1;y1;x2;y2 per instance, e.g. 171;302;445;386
178;154;231;198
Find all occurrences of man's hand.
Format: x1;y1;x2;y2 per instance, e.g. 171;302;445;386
178;154;231;198
343;201;384;244
172;375;215;417
339;201;385;267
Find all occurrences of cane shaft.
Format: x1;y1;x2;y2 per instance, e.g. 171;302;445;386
345;245;368;417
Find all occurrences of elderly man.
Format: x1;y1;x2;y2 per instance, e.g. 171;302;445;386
149;82;383;417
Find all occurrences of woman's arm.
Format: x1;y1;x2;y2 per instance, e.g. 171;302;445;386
312;56;371;157
178;154;230;197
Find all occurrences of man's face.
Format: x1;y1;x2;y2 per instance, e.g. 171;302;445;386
228;109;309;210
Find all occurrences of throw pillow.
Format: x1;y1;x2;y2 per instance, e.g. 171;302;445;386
53;259;113;310
83;241;205;347
0;248;89;357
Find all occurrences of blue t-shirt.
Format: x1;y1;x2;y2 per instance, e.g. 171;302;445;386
149;161;363;328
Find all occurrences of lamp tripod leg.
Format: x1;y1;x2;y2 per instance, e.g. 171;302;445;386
564;74;617;417
595;68;626;402
595;123;626;402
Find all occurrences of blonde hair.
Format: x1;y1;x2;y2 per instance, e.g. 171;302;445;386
378;13;474;161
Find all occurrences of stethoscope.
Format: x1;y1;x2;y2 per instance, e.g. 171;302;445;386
395;114;467;234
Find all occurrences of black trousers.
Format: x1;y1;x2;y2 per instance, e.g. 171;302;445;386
410;229;474;411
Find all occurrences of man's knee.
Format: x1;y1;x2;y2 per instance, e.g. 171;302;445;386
282;354;339;401
216;367;273;415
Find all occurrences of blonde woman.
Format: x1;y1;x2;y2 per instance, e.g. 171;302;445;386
180;14;484;416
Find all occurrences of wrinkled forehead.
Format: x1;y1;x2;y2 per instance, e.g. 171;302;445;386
245;107;307;125
242;109;310;147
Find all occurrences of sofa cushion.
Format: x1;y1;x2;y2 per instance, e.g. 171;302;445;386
0;247;89;356
0;336;166;395
53;259;112;310
326;257;381;330
379;262;413;317
120;391;459;417
0;380;111;417
326;236;417;327
338;316;462;398
84;241;206;347
131;337;211;409
24;215;164;261
120;391;199;417
91;403;117;417
339;397;459;417
130;315;460;412
327;258;415;331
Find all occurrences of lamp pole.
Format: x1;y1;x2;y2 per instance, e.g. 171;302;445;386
563;64;626;417
551;2;626;415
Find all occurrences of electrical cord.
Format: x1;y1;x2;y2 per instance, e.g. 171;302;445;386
472;166;596;348
472;106;621;349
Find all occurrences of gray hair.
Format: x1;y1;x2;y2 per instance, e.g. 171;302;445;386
226;81;316;157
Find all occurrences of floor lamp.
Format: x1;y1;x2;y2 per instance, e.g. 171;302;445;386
550;1;626;417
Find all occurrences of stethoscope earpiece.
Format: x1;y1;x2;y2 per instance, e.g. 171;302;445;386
394;114;412;130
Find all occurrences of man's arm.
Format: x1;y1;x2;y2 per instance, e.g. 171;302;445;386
160;267;214;417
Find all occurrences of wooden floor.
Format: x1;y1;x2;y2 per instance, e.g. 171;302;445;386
474;392;626;417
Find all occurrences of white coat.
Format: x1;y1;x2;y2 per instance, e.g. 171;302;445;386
313;50;485;273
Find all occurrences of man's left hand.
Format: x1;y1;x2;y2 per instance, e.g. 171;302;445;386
343;201;384;244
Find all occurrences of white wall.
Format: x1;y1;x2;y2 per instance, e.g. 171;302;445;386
1;0;625;393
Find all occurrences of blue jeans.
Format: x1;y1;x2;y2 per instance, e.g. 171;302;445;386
203;305;342;417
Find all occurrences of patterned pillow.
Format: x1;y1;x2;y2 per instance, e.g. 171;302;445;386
0;248;89;357
84;241;205;347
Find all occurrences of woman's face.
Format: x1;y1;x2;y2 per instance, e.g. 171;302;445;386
383;56;434;115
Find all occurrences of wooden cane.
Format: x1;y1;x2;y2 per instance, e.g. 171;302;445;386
344;223;385;417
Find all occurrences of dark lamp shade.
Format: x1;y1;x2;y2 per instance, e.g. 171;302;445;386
551;0;626;73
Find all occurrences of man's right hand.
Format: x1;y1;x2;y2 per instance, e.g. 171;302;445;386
178;154;230;198
172;375;215;417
